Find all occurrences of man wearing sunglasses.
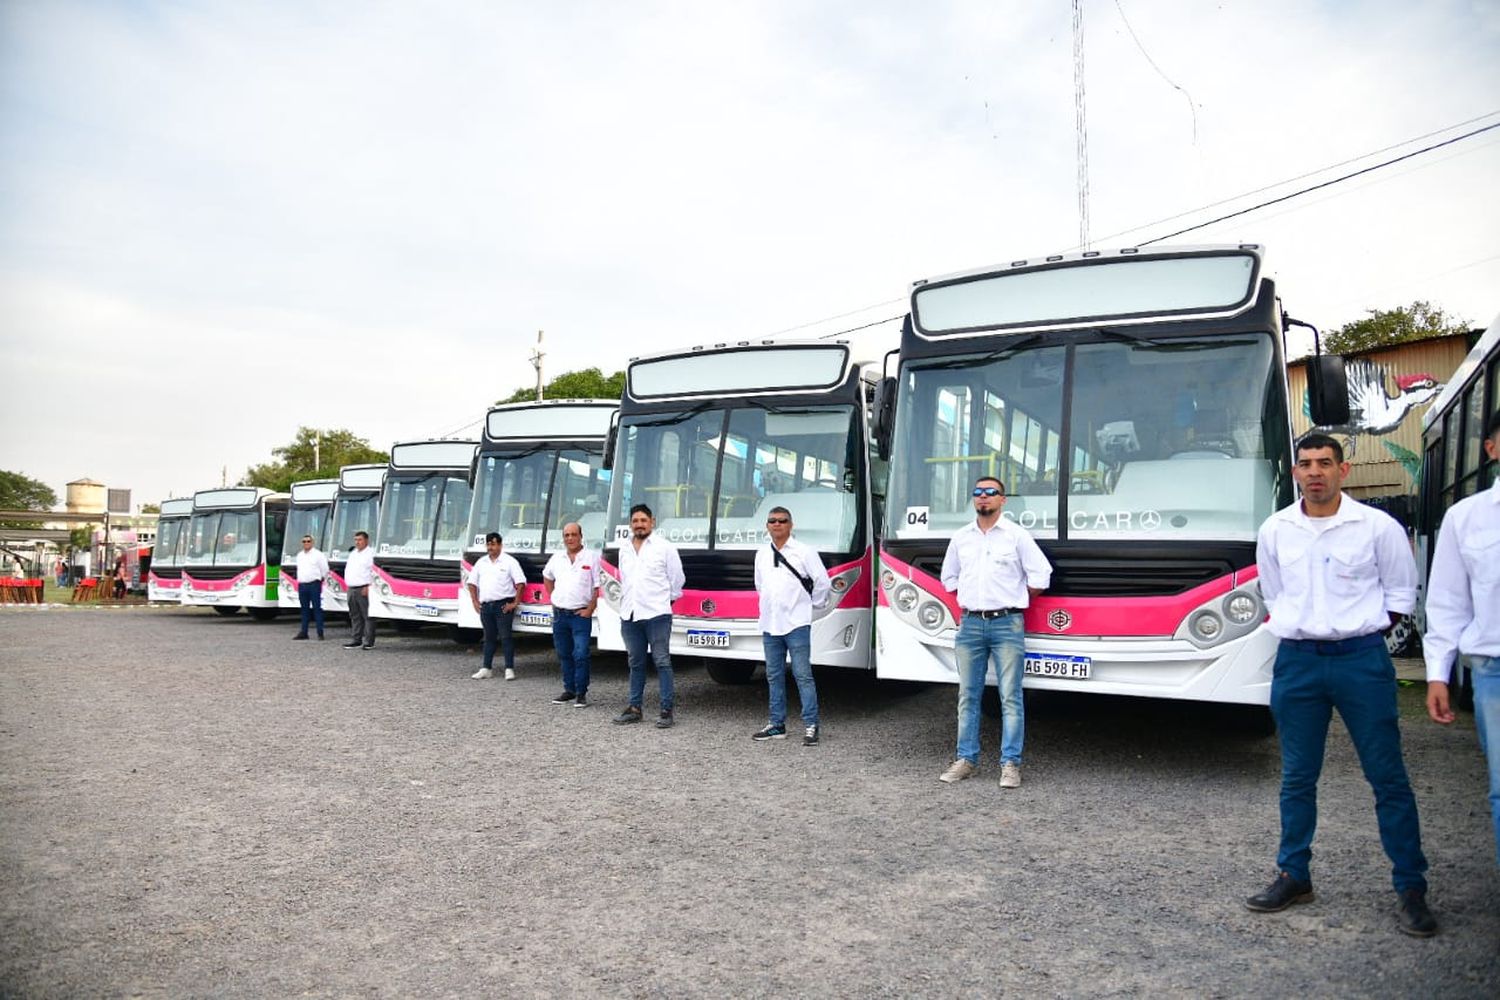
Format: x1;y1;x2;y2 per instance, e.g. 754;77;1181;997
751;506;832;746
938;476;1052;788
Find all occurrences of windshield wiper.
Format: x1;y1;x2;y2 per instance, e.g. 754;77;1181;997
918;333;1046;372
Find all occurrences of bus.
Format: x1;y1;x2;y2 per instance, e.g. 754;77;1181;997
596;339;883;684
147;497;194;603
276;479;338;611
872;245;1343;707
1416;310;1499;708
180;487;289;620
367;440;478;628
457;400;616;638
323;463;385;614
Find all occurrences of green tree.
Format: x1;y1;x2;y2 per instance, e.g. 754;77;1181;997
244;428;389;493
139;502;161;514
1325;301;1470;355
498;367;624;405
0;469;58;511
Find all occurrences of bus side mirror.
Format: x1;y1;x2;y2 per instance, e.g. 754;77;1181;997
1307;355;1350;427
872;376;897;462
601;412;618;471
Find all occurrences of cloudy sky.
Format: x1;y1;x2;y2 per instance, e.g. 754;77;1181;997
2;0;1497;509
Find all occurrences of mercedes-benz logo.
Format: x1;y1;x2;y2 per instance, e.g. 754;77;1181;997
422;587;432;598
1048;609;1073;631
1140;510;1162;529
700;599;716;615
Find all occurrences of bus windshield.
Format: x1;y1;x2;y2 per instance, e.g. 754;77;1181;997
467;448;611;555
185;509;263;565
282;506;331;564
885;332;1290;542
378;474;471;560
154;519;186;568
609;404;861;553
328;495;379;562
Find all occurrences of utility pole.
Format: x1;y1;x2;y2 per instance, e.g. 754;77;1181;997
314;432;321;472
530;329;546;401
1072;0;1091;251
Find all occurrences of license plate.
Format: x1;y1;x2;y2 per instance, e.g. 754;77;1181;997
685;629;731;648
1024;653;1091;679
413;603;441;617
519;611;552;627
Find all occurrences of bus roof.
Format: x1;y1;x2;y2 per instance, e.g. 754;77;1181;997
387;439;478;472
1422;311;1500;434
338;464;386;492
483;400;616;444
192;486;281;510
909;244;1265;338
158;498;194;518
289;479;339;505
624;338;859;401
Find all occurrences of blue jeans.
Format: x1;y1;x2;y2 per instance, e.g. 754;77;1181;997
763;625;818;728
480;601;515;670
552;609;593;695
1270;635;1428;892
955;612;1025;766
1471;655;1500;867
622;613;673;712
297;581;324;636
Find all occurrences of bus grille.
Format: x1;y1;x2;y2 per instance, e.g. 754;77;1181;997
373;558;462;584
181;565;252;581
152;567;182;580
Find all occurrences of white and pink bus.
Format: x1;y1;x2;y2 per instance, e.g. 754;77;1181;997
277;479;338;611
457;400;616;639
596;340;881;684
367;440;477;628
872;245;1336;707
180;487;289;620
147;497;193;603
323;464;385;614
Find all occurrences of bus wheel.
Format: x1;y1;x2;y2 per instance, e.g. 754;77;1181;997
212;606;242;617
705;660;757;685
248;607;280;622
448;625;482;645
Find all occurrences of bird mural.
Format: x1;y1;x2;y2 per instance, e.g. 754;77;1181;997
1312;359;1444;457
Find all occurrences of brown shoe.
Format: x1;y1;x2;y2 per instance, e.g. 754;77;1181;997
939;759;976;783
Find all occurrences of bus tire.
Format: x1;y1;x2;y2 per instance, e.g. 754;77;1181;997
448;625;482;645
705;660;757;685
211;606;242;617
248;607;280;622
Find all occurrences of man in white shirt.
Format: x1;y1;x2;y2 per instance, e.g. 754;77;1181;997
543;522;599;707
938;476;1052;788
751;506;832;746
1247;433;1435;937
342;530;377;650
1424;408;1500;867
293;534;330;641
611;504;685;728
466;532;527;681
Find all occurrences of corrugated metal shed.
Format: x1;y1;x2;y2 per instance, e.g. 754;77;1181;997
1288;333;1470;499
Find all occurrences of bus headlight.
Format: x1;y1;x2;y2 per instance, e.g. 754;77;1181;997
880;570;896;592
893;583;919;612
1224;592;1259;625
602;577;622;607
376;578;392;597
917;601;946;632
1190;611;1223;641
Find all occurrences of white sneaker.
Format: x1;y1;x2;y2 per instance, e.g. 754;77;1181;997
939;759;976;783
1000;762;1022;788
471;668;493;679
504;668;516;681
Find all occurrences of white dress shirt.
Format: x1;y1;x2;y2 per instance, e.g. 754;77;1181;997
618;532;685;620
469;552;526;602
344;546;376;587
295;547;330;583
1423;479;1500;680
754;536;832;635
544;547;601;609
1256;493;1417;641
940;518;1052;610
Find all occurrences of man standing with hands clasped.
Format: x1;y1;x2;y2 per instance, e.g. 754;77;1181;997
612;504;684;729
1423;409;1500;869
467;532;527;681
292;534;329;641
939;475;1051;788
342;530;377;650
543;522;600;707
1247;433;1436;937
751;505;832;746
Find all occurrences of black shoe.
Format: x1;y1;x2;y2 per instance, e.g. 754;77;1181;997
317;633;325;640
1245;872;1314;913
802;725;820;747
574;692;589;708
292;633;309;640
1396;888;1438;937
612;706;642;725
343;641;362;648
656;709;674;729
361;644;374;650
752;724;786;741
551;691;576;704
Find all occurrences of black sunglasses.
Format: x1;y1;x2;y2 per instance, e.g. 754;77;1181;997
972;487;1004;497
766;517;790;524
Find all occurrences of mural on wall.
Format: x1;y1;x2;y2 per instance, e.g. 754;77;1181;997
1304;358;1445;481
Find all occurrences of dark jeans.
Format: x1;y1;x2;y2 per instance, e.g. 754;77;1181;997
1271;634;1428;892
622;613;673;712
552;608;592;695
297;581;325;636
480;600;515;670
348;585;374;646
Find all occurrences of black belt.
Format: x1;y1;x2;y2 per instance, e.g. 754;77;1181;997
964;608;1022;619
1280;632;1385;655
553;606;587;613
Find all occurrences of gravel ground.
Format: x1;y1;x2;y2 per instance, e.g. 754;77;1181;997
1;606;1496;998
